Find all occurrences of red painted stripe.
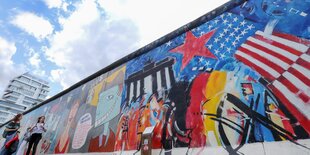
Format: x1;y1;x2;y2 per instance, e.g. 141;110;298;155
277;76;299;94
255;34;303;56
239;47;285;74
273;32;310;46
288;67;310;86
298;92;310;105
245;40;294;65
277;108;295;138
296;58;310;70
227;109;239;116
235;54;276;81
268;85;310;134
278;76;309;103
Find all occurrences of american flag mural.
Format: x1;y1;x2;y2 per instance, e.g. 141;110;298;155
0;0;309;155
235;31;310;133
192;12;259;61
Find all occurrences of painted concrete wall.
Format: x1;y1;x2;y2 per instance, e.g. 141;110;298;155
49;140;310;155
0;0;309;154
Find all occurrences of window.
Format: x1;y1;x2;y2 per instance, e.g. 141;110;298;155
39;94;46;99
24;96;39;103
7;96;18;101
12;92;20;96
19;76;30;83
13;81;31;90
23;101;32;105
0;107;6;111
22;90;34;96
31;81;41;87
30;87;36;91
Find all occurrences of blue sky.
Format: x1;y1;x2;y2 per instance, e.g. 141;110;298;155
0;0;228;98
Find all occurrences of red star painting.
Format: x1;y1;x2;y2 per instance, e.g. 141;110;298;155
170;30;217;69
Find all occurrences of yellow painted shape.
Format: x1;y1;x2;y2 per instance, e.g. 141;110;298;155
90;66;126;106
268;104;285;140
90;82;104;106
105;66;126;83
203;71;227;146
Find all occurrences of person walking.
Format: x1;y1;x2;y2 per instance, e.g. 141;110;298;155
26;116;47;155
0;113;23;155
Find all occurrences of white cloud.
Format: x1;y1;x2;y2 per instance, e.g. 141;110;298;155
98;0;229;46
0;37;26;94
43;0;69;12
46;0;229;90
29;52;41;68
62;2;69;12
49;69;66;87
33;69;46;77
0;37;16;66
11;12;54;40
49;69;62;82
28;52;46;77
45;0;139;89
44;0;62;9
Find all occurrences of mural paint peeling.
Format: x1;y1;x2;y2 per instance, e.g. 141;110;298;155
0;0;309;154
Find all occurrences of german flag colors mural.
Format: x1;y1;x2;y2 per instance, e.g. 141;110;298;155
0;0;309;154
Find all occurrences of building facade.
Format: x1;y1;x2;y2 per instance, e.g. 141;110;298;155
0;73;49;124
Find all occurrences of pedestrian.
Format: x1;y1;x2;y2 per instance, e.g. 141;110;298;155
0;113;23;155
26;116;47;155
16;127;32;155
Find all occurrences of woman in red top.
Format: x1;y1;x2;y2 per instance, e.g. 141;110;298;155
0;113;23;155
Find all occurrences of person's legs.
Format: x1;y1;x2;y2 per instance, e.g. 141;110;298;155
1;134;14;155
31;134;41;155
26;135;36;155
0;140;8;155
6;150;13;155
0;147;9;155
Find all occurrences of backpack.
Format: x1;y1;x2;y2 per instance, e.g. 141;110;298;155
2;130;8;138
23;132;31;142
2;122;20;138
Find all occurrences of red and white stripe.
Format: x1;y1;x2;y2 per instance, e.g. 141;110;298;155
235;30;310;132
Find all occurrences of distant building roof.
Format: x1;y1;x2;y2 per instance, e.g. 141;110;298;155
22;72;49;85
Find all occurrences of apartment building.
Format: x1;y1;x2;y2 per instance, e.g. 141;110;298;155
0;72;49;124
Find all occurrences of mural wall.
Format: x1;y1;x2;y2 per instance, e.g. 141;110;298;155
1;0;309;154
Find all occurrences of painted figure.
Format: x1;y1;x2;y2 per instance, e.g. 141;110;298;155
54;100;79;154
